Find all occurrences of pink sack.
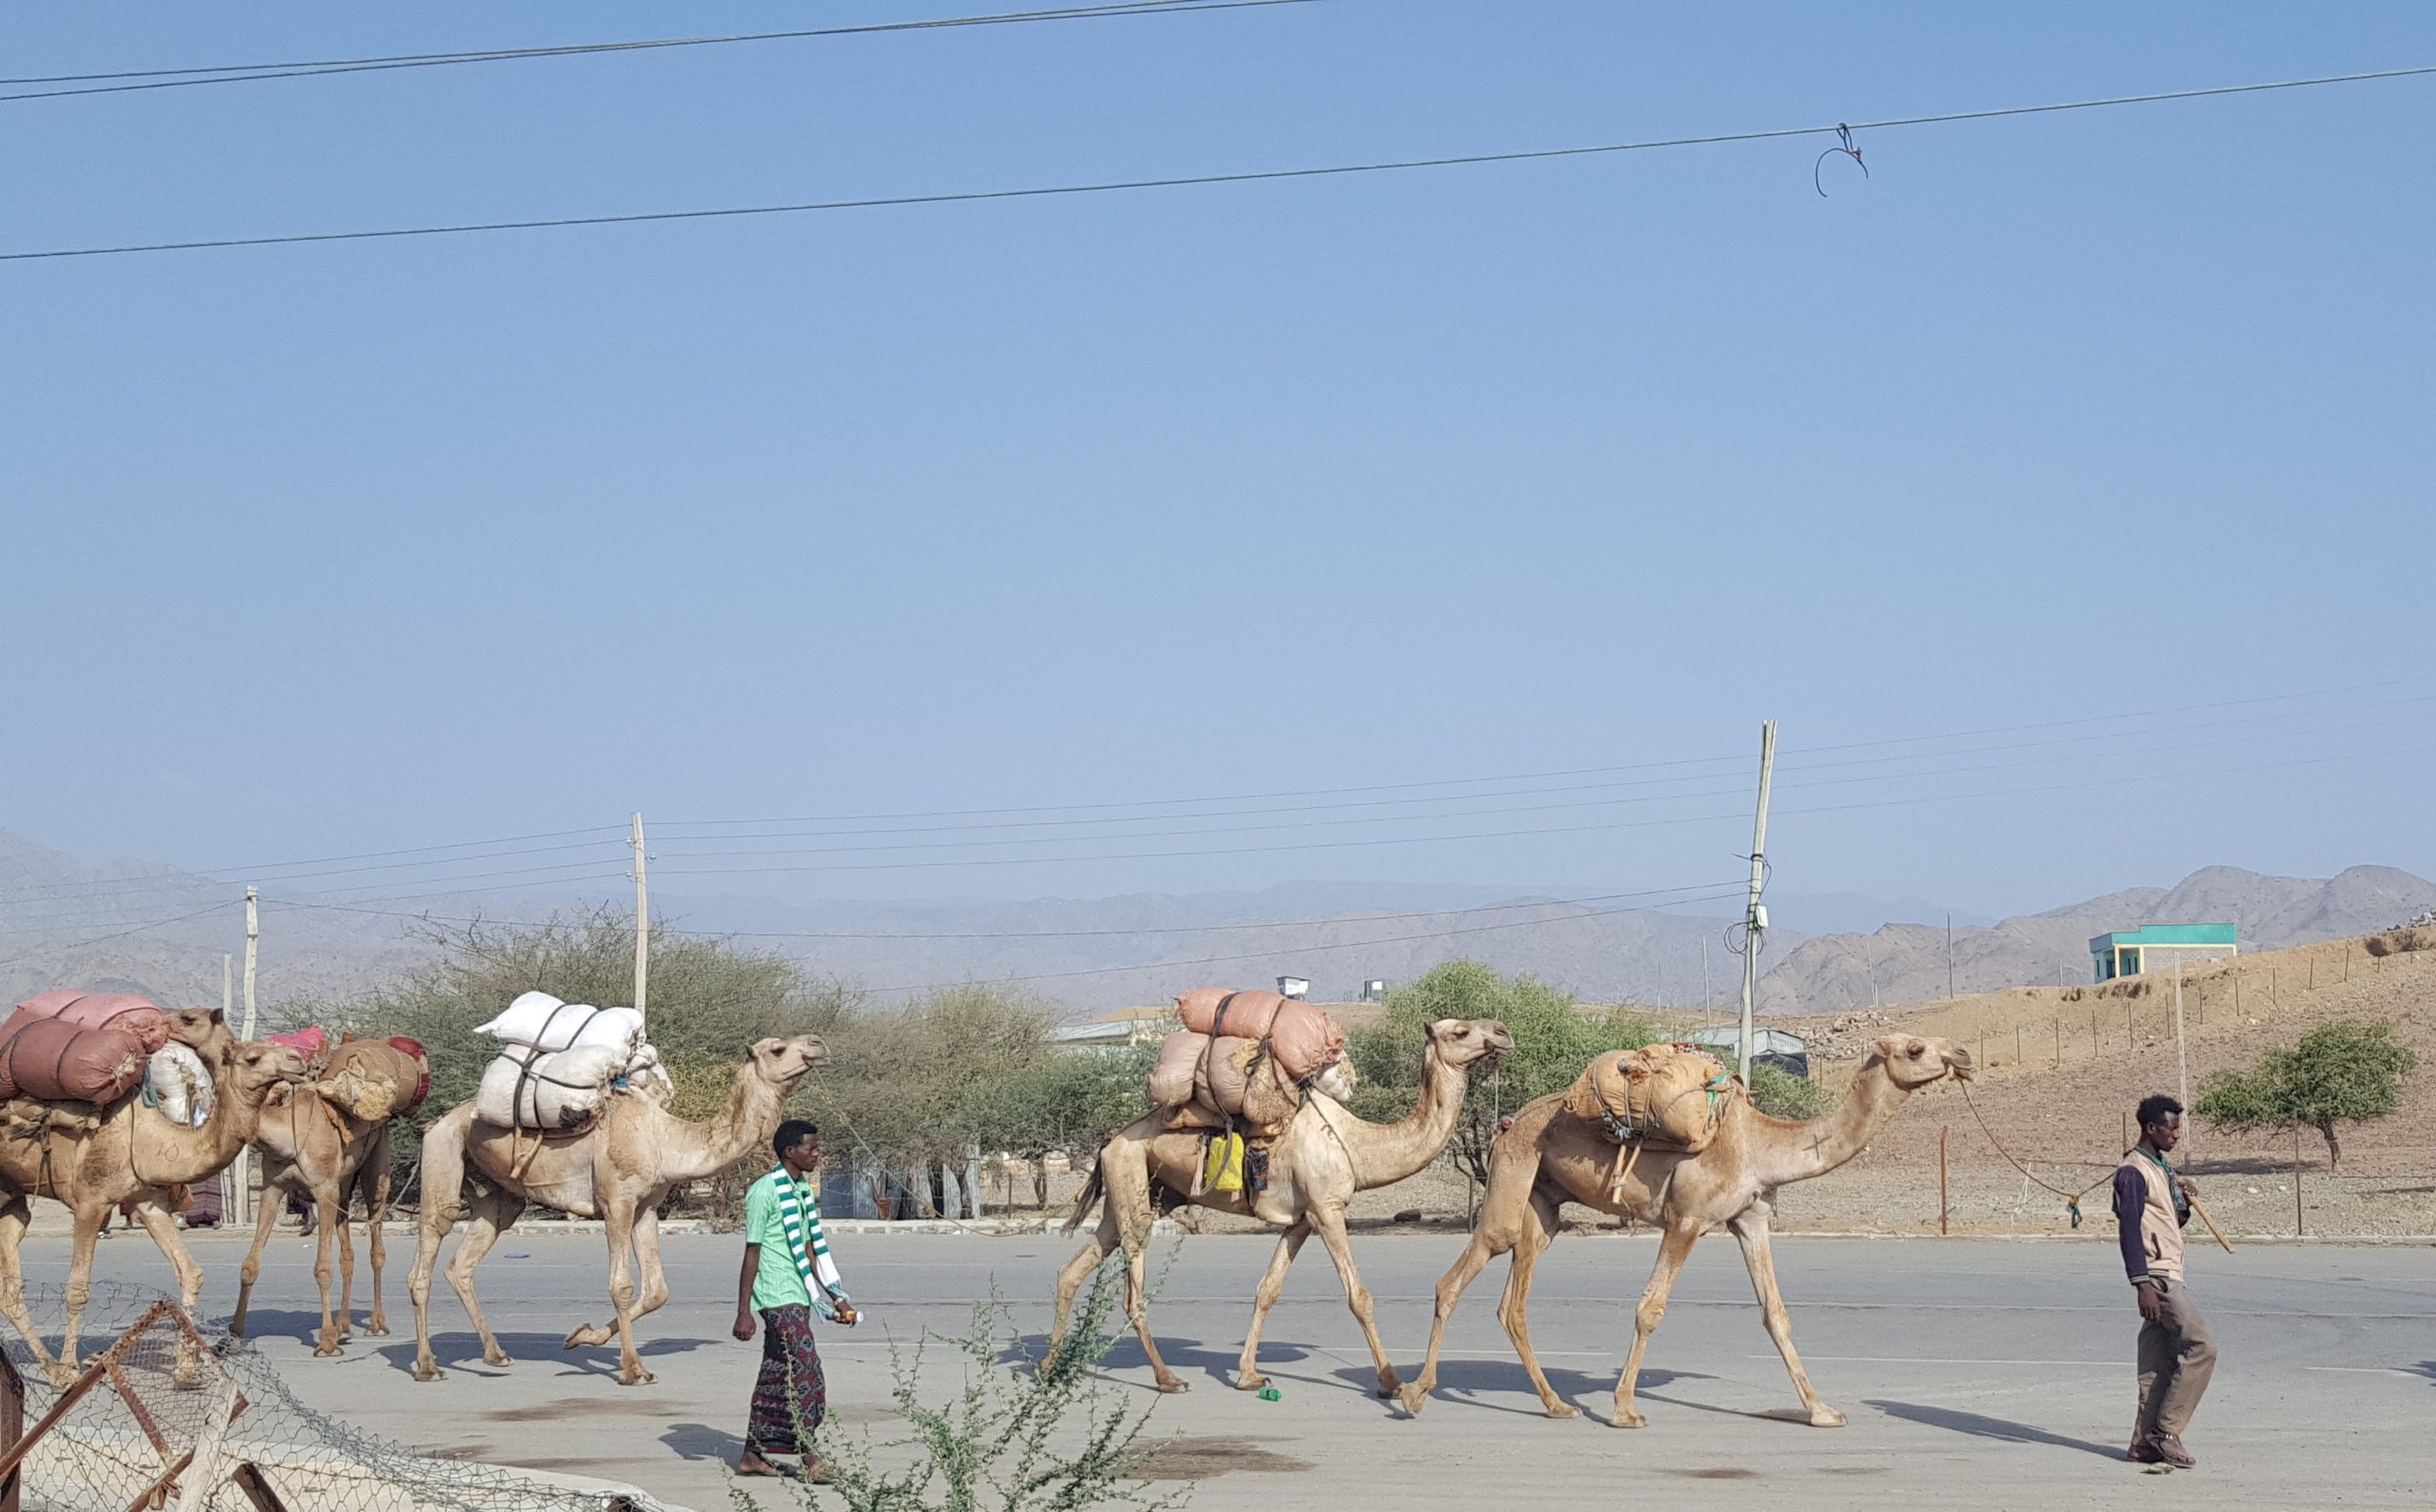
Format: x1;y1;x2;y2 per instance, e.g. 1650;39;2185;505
1146;1030;1301;1131
0;1013;154;1104
14;992;171;1055
1173;988;1345;1083
270;1027;327;1063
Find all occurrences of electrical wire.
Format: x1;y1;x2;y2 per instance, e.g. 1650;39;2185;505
7;65;2430;263
258;876;1745;940
857;886;1754;994
0;900;238;971
0;1;1316;102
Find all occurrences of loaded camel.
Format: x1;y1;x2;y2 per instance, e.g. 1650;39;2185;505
229;1067;401;1357
0;1014;308;1384
1051;1017;1514;1398
1398;1033;1973;1426
408;1033;829;1387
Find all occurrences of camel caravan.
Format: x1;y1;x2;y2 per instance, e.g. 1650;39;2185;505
0;970;1969;1436
1054;985;1973;1430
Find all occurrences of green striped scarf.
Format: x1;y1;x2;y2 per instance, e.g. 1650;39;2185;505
773;1167;847;1321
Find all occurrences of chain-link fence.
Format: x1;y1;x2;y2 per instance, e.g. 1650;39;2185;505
0;1281;672;1512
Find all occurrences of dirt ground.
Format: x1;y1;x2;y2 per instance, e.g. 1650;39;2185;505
986;934;2436;1241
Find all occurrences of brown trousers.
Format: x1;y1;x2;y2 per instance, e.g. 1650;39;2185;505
2133;1277;2217;1444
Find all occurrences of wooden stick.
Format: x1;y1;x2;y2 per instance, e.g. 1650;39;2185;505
2186;1187;2235;1253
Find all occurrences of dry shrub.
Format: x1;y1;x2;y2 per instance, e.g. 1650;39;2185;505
2366;933;2395;958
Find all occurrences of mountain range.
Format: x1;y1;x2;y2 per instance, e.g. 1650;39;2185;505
4;831;2428;1019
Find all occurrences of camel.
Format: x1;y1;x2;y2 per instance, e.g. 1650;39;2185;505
408;1033;829;1387
1051;1017;1514;1398
1398;1033;1973;1427
228;1082;398;1357
0;1024;308;1384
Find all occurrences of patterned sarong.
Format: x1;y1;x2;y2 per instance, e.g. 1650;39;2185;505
746;1304;827;1457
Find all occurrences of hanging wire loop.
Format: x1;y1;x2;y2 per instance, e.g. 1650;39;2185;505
1815;123;1868;196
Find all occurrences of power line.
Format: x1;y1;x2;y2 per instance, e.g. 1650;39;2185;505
858;886;1754;995
259;876;1746;940
0;1;1316;102
8;64;2430;263
0;900;238;971
1;674;2425;911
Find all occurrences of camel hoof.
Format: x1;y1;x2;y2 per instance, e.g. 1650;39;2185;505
1609;1408;1645;1428
1375;1371;1402;1400
313;1343;344;1359
563;1325;612;1349
412;1362;440;1383
1809;1405;1847;1428
1235;1374;1267;1392
1153;1378;1190;1395
618;1367;657;1387
364;1319;390;1337
482;1348;514;1367
1395;1385;1429;1415
1542;1402;1579;1421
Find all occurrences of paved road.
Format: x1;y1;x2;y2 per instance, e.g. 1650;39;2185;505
25;1225;2433;1510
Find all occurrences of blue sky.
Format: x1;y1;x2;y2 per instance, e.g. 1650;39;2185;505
5;2;2432;921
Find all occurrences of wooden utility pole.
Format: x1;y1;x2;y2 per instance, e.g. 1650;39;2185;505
1946;913;1955;1002
1735;721;1777;1081
234;890;259;1227
1701;936;1711;1016
2172;958;2190;1151
629;812;649;1021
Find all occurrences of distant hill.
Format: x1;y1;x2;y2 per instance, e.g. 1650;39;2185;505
5;831;2426;1020
1755;864;2436;1013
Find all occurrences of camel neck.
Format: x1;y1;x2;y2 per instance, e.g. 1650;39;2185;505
661;1067;786;1184
1337;1049;1468;1188
1748;1057;1909;1187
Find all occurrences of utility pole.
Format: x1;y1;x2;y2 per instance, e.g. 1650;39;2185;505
1946;913;1955;1002
235;890;259;1227
2173;957;2190;1149
629;812;649;1021
1736;720;1778;1082
1701;936;1712;1017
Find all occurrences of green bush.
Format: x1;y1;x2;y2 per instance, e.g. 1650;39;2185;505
2195;1019;2419;1171
1749;1062;1833;1120
1346;959;1654;1188
962;1044;1157;1208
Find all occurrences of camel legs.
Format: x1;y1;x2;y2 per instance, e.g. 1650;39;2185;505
1047;1203;1116;1369
1493;1188;1572;1418
361;1156;393;1337
1612;1216;1703;1428
0;1195;66;1386
565;1205;671;1352
1729;1201;1842;1427
310;1182;347;1356
229;1181;286;1339
1306;1207;1399;1399
1398;1171;1556;1417
448;1185;525;1370
126;1201;208;1385
1232;1221;1308;1391
58;1203;108;1377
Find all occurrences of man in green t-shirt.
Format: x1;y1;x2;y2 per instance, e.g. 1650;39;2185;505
734;1120;855;1481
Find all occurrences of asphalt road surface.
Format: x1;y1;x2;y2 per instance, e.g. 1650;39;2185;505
26;1225;2433;1510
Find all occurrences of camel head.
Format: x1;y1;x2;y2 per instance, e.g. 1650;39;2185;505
167;1008;236;1063
746;1034;832;1088
1427;1019;1516;1072
1870;1034;1974;1090
229;1039;312;1102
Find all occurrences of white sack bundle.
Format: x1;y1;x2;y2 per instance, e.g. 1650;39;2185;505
145;1043;214;1128
474;1043;623;1130
475;991;645;1059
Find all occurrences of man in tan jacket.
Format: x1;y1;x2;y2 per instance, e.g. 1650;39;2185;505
2112;1093;2217;1467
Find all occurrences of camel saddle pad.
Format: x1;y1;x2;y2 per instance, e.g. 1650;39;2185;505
13;992;171;1055
1173;988;1346;1084
1562;1045;1731;1151
0;1013;153;1106
317;1040;428;1123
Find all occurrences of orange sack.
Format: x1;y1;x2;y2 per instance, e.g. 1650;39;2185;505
1173;988;1345;1083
